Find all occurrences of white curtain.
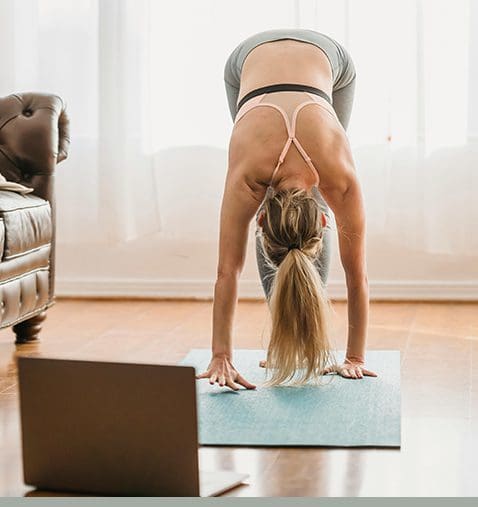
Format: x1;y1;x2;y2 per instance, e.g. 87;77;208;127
149;0;478;256
0;0;160;244
342;0;478;256
0;0;477;257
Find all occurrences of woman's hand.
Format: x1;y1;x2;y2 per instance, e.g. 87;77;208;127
196;354;257;391
324;357;378;379
261;359;377;379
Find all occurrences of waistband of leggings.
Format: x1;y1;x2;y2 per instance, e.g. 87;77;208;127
236;83;332;113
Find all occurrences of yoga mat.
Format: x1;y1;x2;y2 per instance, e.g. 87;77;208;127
180;349;400;448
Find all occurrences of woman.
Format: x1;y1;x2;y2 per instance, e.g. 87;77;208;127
197;28;377;389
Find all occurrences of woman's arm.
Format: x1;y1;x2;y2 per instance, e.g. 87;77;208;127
196;165;267;389
321;173;377;378
333;177;369;363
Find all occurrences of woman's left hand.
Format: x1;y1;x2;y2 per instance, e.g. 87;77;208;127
323;358;378;379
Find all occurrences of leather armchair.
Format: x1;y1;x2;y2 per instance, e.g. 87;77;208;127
0;92;70;343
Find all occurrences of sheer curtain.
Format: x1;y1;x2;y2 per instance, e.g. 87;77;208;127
0;0;476;259
0;0;160;244
343;0;477;256
147;0;478;257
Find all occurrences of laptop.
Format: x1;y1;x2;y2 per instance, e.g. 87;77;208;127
17;356;248;497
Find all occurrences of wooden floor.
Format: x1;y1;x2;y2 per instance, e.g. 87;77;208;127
0;299;477;497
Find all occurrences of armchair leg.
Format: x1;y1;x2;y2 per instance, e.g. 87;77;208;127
13;311;47;344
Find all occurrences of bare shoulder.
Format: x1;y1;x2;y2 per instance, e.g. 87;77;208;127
228;107;288;189
222;158;268;209
296;104;357;193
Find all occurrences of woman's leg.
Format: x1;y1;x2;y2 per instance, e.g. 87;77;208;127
331;45;356;131
332;76;356;131
255;219;276;303
310;186;333;286
224;51;241;121
224;79;240;121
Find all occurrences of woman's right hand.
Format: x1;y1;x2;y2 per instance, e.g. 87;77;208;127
196;354;257;391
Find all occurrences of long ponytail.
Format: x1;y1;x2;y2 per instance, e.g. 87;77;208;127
259;188;336;385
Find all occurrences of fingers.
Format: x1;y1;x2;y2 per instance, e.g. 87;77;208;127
236;374;256;390
340;365;377;379
259;360;267;368
199;372;239;390
195;356;255;391
195;370;218;385
197;371;256;390
362;368;378;377
226;378;241;391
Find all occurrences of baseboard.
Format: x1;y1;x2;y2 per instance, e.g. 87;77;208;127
55;277;478;301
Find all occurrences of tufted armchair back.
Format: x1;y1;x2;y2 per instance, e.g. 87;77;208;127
0;92;70;301
0;92;70;201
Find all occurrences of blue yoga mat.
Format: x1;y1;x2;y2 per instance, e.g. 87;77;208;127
180;349;401;448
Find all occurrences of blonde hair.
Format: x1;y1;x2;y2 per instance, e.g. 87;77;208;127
259;187;337;386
